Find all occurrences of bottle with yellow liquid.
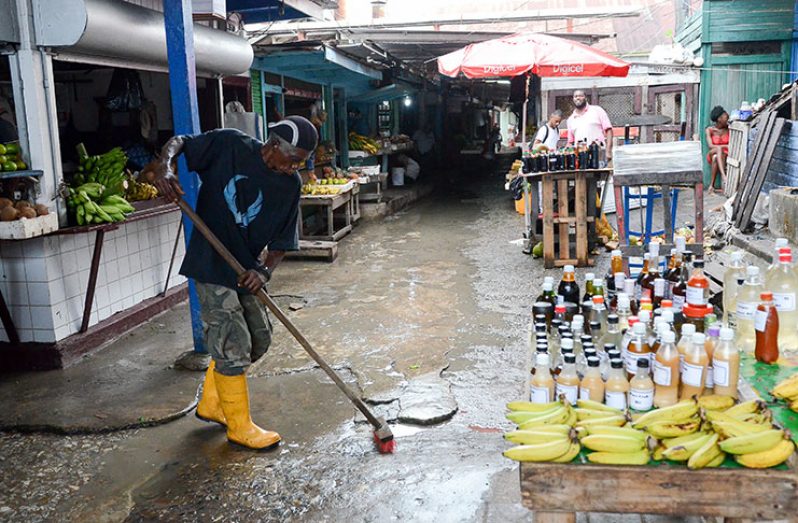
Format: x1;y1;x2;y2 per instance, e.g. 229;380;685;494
677;323;696;373
629;358;655;411
556;353;579;405
580;356;605;402
530;353;554;403
680;332;707;399
736;266;764;353
605;358;630;410
765;247;798;352
653;329;680;407
713;327;740;398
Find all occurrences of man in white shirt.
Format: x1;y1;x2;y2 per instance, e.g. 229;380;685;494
532;110;563;151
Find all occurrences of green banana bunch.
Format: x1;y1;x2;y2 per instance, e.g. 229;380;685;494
66;181;135;226
76;145;128;199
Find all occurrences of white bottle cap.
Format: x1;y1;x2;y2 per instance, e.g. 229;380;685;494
633;322;647;334
746;266;759;277
720;327;735;341
638;310;651;323
676;236;686;251
585;272;595;282
564;265;575;273
561;338;574;350
612;250;622;257
537;353;550;366
542;281;553;291
544;276;554;286
692;333;706;345
657;322;671;334
731;251;743;263
663;330;676;343
776;238;788;249
681;323;696;336
572;314;584;325
661;309;674;322
617;293;630;308
592;278;603;287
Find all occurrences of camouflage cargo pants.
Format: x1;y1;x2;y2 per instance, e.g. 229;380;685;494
195;282;272;376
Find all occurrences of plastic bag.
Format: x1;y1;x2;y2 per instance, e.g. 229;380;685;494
105;69;144;111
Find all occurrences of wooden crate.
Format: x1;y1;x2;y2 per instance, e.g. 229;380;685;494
725;120;751;197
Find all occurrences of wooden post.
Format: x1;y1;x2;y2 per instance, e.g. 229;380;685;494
543;176;555;269
557;179;569;260
575;174;588;266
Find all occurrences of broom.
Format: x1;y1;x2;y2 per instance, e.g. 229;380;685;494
176;199;396;454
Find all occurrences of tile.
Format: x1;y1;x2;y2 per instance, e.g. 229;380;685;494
10;306;32;330
55;324;73;341
60;235;76;254
76;246;93;272
3;258;26;282
122;295;134;309
118;255;131;277
0;329;7;343
141;247;153;271
134;291;145;303
15;329;33;342
22;238;45;258
24;257;48;282
110;300;124;315
108;281;122;305
66;296;84;327
27;282;51;306
133;271;144;293
127;230;139;252
7;282;28;306
51;300;69;328
116;236;129;258
30;306;54;330
64;273;82;300
98;306;112;322
95;263;108;287
48;278;66;305
60;251;79;276
77;269;90;289
74;233;89;249
42;236;59;255
33;329;56;343
129;251;142;273
46;254;65;280
1;241;22;258
95;285;111;309
105;259;120;283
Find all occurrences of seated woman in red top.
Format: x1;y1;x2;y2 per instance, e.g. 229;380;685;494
705;106;730;194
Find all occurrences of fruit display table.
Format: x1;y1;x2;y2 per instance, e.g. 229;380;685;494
517;359;798;522
299;187;354;242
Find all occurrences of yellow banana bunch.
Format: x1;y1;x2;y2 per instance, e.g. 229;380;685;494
697;395;736;411
644;419;701;439
771;373;798;402
687;433;724;470
661;433;713;461
587;449;650;465
631;399;698;429
734;439;795;468
719;429;787;455
581;434;649;453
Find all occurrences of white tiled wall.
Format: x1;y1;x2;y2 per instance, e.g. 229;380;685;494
0;211;186;343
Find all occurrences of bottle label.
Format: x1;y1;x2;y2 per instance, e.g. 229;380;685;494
556;383;578;405
666;282;675;300
705;366;714;388
736;301;757;320
625;352;651;375
579;386;594;400
654;279;666;297
530;385;551;404
629;387;654;411
754;309;769;332
679;353;685;374
605;390;627;410
653;359;672;386
681;361;704;387
686;285;706;305
672;295;685;311
713;359;731;387
773;292;796;312
727;312;737;330
614;273;625;290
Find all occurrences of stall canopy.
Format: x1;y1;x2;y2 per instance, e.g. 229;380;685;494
349;82;417;103
253;46;382;96
34;0;253;76
227;0;324;23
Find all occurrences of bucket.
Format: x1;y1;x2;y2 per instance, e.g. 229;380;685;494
514;193;532;215
391;167;405;186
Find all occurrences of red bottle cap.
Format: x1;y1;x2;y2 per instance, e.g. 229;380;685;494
682;303;712;318
661;299;673;309
555;305;566;313
760;291;774;301
628;316;638;326
592;295;605;304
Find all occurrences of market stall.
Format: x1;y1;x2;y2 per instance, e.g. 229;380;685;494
0;0;253;369
503;245;798;521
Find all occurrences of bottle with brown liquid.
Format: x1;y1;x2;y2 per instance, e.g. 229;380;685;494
755;291;780;364
636;253;650;301
665;248;682;300
681;332;708;399
625;322;650;378
640;244;660;301
605;358;630;410
629;358;655;412
713;327;740;398
558;265;580;305
580;356;605;402
556;353;579;405
530;353;555;403
654;329;681;407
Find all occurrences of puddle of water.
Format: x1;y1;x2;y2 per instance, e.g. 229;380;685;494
390;423;428;438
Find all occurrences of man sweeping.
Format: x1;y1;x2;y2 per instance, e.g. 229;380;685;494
147;116;318;450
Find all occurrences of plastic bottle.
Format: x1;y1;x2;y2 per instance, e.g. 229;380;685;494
624;279;639;315
605;358;630;410
736;266;764;353
765;247;798;352
615;293;632;332
641;244;660;302
558;265;580;305
621;316;639;363
592;295;608;333
665;248;682;300
677;323;696;374
681;332;708;399
580;356;605;402
672;251;690;312
629;358;655;411
769;238;789;272
582;273;596;304
686;259;710;307
556;353;579;405
607;249;625;307
536;280;558;307
755;291;780;364
636;253;650;301
602;315;622;352
704;325;720;392
530;353;555;403
713;327;740;398
626;322;650;378
592;278;606;301
723;251;746;327
654;329;681;407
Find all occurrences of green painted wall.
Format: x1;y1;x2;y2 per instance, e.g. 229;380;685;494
705;0;794;43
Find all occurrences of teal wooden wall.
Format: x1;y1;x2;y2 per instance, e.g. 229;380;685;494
705;0;794;43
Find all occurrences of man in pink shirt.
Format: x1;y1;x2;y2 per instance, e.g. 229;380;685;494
566;90;614;161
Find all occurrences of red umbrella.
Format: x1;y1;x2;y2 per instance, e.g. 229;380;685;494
438;32;630;79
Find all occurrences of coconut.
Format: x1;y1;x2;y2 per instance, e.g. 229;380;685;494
34;204;49;216
1;206;18;221
0;197;12;209
19;207;37;219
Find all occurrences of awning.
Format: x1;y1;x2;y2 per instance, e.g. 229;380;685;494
227;0;324;24
253;46;381;95
349;83;417;103
35;0;253;77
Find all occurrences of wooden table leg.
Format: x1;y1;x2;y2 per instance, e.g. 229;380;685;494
543;176;555;269
0;286;20;345
529;179;540;243
614;182;626;245
557;179;570;260
161;219;183;297
535;511;576;523
694;183;704;244
575;174;588;266
80;229;105;333
327;202;334;239
662;184;673;243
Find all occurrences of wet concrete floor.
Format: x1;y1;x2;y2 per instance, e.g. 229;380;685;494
0;172;712;522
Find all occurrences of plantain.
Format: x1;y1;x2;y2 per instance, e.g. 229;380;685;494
576;399;623;414
586;449;650;466
662;433;713;462
504;430;571;446
724;399;766;419
687;433;721;470
711;419;773;439
506;400;562;412
644;419;701;439
584;425;647;442
508;405;567;425
771;374;798;400
503;437;574;462
581;434;646;453
719;429;786;455
575;415;628;428
517;406;570;428
631;399;698;429
697;395;736;411
550;441;581;463
734;439;795;468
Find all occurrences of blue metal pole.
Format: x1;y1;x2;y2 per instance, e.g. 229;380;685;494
163;0;205;353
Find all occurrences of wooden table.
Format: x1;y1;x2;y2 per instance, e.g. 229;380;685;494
299;188;353;242
522;169;611;269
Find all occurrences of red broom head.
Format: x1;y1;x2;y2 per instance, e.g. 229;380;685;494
374;432;396;454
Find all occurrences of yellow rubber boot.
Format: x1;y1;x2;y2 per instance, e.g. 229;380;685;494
214;372;281;450
196;360;226;426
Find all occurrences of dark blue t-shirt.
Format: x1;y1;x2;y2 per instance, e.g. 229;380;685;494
179;129;300;291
